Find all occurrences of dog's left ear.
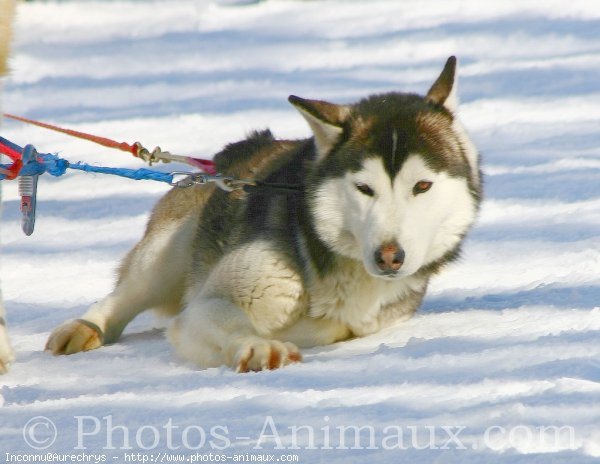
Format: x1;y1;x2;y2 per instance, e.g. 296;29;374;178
289;95;349;160
426;56;458;113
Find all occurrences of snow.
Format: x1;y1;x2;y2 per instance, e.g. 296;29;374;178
1;0;599;462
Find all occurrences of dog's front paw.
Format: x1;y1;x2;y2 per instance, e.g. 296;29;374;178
231;336;302;373
0;327;14;374
46;319;104;355
0;353;13;374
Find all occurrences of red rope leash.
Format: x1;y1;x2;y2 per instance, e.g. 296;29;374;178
0;136;23;160
3;113;217;174
0;136;24;179
0;158;22;179
4;113;138;156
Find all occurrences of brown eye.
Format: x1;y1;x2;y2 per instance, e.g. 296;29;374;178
356;183;375;197
413;181;433;195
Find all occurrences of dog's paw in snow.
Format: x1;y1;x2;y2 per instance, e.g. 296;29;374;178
0;334;15;374
46;319;104;355
230;336;302;373
0;321;14;374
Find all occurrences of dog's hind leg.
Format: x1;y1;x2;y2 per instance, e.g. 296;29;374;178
46;187;208;356
0;128;12;371
0;0;17;373
0;300;14;373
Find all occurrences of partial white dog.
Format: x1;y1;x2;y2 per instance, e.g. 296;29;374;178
0;0;16;374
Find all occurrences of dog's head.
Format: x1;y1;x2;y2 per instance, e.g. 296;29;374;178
292;57;481;280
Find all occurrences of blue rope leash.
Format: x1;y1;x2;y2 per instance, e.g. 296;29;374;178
0;136;174;184
68;161;174;183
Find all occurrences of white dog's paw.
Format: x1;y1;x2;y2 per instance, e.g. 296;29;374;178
0;352;14;374
231;336;302;373
46;319;104;355
0;326;15;374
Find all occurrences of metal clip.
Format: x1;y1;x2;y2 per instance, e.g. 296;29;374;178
18;145;40;236
169;171;206;188
218;178;257;192
212;176;238;192
169;171;242;192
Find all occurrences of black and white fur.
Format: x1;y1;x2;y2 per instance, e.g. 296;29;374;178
47;57;482;372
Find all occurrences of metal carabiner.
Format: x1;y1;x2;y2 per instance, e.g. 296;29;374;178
213;176;240;192
169;171;204;188
217;178;256;192
168;171;242;192
19;144;40;236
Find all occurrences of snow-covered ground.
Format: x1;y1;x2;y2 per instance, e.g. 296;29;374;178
1;1;599;462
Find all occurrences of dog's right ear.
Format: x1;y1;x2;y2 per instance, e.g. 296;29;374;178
289;95;349;160
426;56;458;113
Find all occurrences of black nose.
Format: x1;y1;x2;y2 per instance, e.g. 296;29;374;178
374;242;405;272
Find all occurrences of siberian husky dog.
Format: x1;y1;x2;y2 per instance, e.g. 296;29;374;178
0;0;16;374
47;57;482;372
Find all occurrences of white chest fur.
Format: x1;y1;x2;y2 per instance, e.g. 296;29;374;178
307;257;426;335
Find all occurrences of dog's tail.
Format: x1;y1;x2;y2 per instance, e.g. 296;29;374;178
0;0;16;77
